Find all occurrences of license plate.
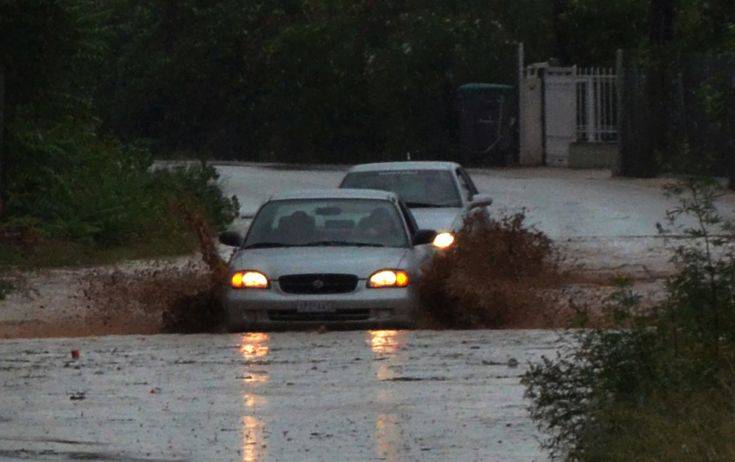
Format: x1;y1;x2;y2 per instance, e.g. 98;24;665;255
296;300;335;313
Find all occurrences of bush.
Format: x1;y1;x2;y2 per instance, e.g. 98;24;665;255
1;122;238;266
522;177;735;461
418;211;560;328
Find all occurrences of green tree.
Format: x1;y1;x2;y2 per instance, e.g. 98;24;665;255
94;0;554;162
0;0;91;204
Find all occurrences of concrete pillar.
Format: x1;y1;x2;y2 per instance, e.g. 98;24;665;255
519;68;545;166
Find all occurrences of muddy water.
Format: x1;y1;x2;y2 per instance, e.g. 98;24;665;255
0;330;559;461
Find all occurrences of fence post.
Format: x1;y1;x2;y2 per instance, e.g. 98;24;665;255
0;64;4;215
729;72;735;189
614;50;624;176
585;69;595;142
518;42;525;166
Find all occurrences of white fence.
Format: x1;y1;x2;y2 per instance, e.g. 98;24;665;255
575;67;618;143
518;52;620;166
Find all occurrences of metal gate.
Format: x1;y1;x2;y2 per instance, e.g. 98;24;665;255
576;67;618;143
543;66;577;166
518;51;620;167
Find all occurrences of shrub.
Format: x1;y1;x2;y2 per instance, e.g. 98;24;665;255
150;164;239;235
418;211;560;328
522;177;735;461
1;122;238;266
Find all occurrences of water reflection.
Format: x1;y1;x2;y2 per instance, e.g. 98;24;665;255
240;332;269;359
243;392;266;408
375;413;401;462
368;329;406;354
369;330;409;460
242;415;265;462
240;333;270;384
240;333;269;461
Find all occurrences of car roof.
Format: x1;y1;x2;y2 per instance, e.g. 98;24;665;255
268;188;398;202
346;161;461;173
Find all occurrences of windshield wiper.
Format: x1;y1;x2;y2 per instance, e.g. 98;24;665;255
243;242;292;249
302;240;386;247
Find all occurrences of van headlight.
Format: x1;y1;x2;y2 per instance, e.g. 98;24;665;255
432;232;455;249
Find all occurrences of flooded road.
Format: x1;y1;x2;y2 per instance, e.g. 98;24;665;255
0;330;559;461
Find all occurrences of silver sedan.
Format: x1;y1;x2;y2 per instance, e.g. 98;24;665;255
339;161;493;247
219;189;436;331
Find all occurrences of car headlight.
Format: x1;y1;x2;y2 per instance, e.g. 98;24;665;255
368;270;410;288
432;232;455;249
231;271;269;289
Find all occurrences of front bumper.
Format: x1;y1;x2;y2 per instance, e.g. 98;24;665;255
222;280;418;331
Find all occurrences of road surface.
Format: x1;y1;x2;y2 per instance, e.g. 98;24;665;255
217;164;735;274
0;329;558;461
3;164;734;460
5;165;713;338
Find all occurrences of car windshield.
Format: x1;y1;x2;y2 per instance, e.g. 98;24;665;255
340;170;462;207
244;199;409;248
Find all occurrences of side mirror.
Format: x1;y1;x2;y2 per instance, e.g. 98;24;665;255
219;230;244;247
469;193;493;210
413;229;437;246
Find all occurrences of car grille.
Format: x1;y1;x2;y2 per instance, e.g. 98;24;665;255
279;274;358;294
267;309;370;322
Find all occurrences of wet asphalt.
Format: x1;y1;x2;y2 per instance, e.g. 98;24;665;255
0;329;560;461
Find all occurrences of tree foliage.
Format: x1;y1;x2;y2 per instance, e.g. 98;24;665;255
93;0;554;162
523;178;735;460
86;0;733;168
4;1;733;168
0;1;237;258
1;0;734;250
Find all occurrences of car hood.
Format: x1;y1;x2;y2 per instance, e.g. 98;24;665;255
230;246;409;279
410;207;463;232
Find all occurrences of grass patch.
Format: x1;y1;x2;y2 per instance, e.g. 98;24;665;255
584;386;735;461
0;235;198;269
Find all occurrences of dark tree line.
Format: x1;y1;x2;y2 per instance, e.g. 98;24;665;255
613;0;735;180
91;0;554;164
0;0;733;205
